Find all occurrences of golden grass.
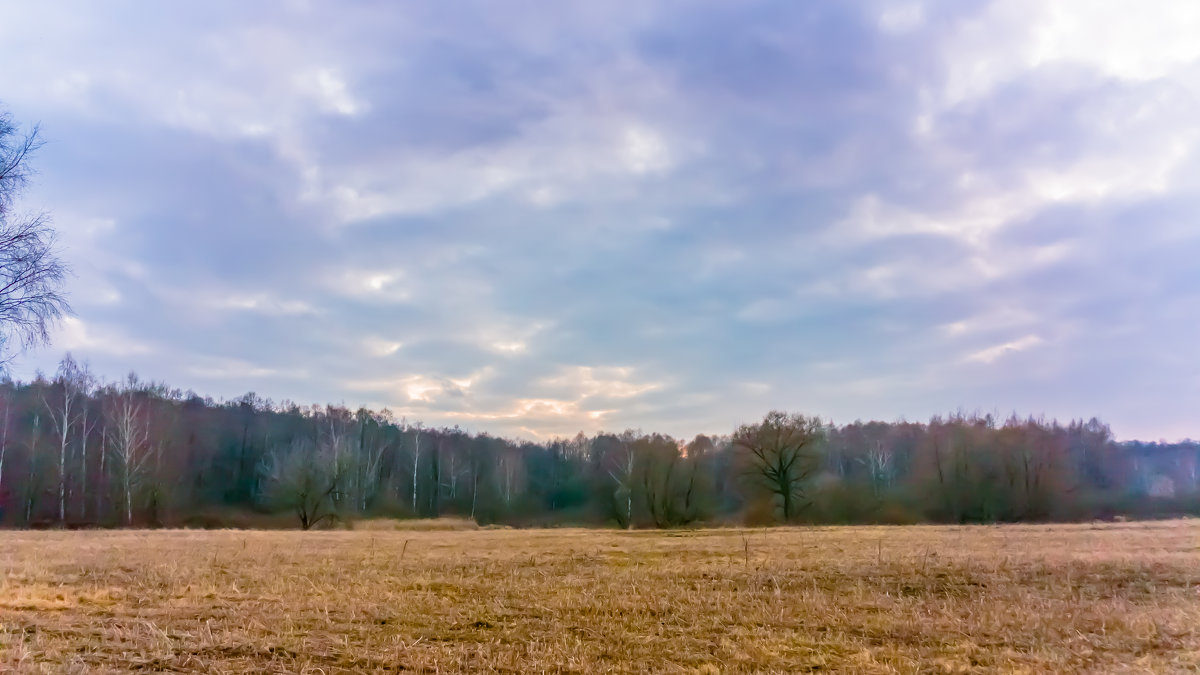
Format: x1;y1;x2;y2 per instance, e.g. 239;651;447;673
2;520;1199;673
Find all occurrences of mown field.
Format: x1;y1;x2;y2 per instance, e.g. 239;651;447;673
1;520;1198;673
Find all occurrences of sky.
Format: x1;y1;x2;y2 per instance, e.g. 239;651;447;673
0;1;1198;441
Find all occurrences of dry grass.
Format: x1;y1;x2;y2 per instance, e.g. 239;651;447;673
2;520;1199;673
351;517;481;532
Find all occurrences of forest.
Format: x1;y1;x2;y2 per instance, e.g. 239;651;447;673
0;355;1196;529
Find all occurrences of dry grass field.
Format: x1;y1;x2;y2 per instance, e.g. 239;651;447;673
2;519;1199;673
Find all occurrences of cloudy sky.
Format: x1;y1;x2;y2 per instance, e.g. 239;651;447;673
1;1;1198;441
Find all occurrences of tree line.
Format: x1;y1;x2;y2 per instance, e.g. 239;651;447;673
0;355;1196;529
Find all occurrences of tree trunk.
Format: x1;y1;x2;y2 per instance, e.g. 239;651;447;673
358;417;367;512
124;466;132;526
96;425;106;524
57;403;69;524
0;399;8;500
430;442;440;516
470;470;478;520
26;413;40;524
78;407;88;522
626;489;632;529
411;430;420;514
781;480;792;521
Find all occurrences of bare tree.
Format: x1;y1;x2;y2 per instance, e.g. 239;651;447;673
355;408;389;512
494;445;523;508
261;437;348;530
609;439;636;529
467;434;499;521
442;442;469;501
859;440;895;497
94;415;108;522
733;411;825;521
641;443;677;528
0;109;69;360
76;370;99;521
43;354;84;523
106;374;151;526
322;406;352;510
639;435;704;528
409;421;422;514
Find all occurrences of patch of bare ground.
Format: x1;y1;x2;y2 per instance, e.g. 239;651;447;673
2;520;1199;673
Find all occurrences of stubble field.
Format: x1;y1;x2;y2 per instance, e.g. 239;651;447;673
1;519;1198;673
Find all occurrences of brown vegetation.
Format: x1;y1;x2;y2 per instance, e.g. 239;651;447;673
2;520;1199;672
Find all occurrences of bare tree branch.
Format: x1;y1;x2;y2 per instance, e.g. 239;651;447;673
0;108;70;362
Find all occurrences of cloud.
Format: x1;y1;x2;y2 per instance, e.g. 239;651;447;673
294;68;365;117
537;365;663;401
362;336;403;358
964;334;1044;364
185;357;300;381
0;1;1198;440
52;317;153;358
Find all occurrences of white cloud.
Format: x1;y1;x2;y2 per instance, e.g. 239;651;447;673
344;370;488;403
1031;2;1200;82
537;365;662;400
209;294;319;316
940;306;1039;338
490;341;527;354
326;268;410;302
965;334;1044;364
51;317;152;358
295;67;365;116
620;125;672;174
363;337;403;357
938;0;1200;109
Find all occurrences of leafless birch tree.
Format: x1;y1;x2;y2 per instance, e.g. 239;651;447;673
410;421;422;513
106;374;150;526
608;434;637;529
43;354;86;523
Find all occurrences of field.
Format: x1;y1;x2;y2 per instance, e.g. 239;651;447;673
2;520;1199;673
